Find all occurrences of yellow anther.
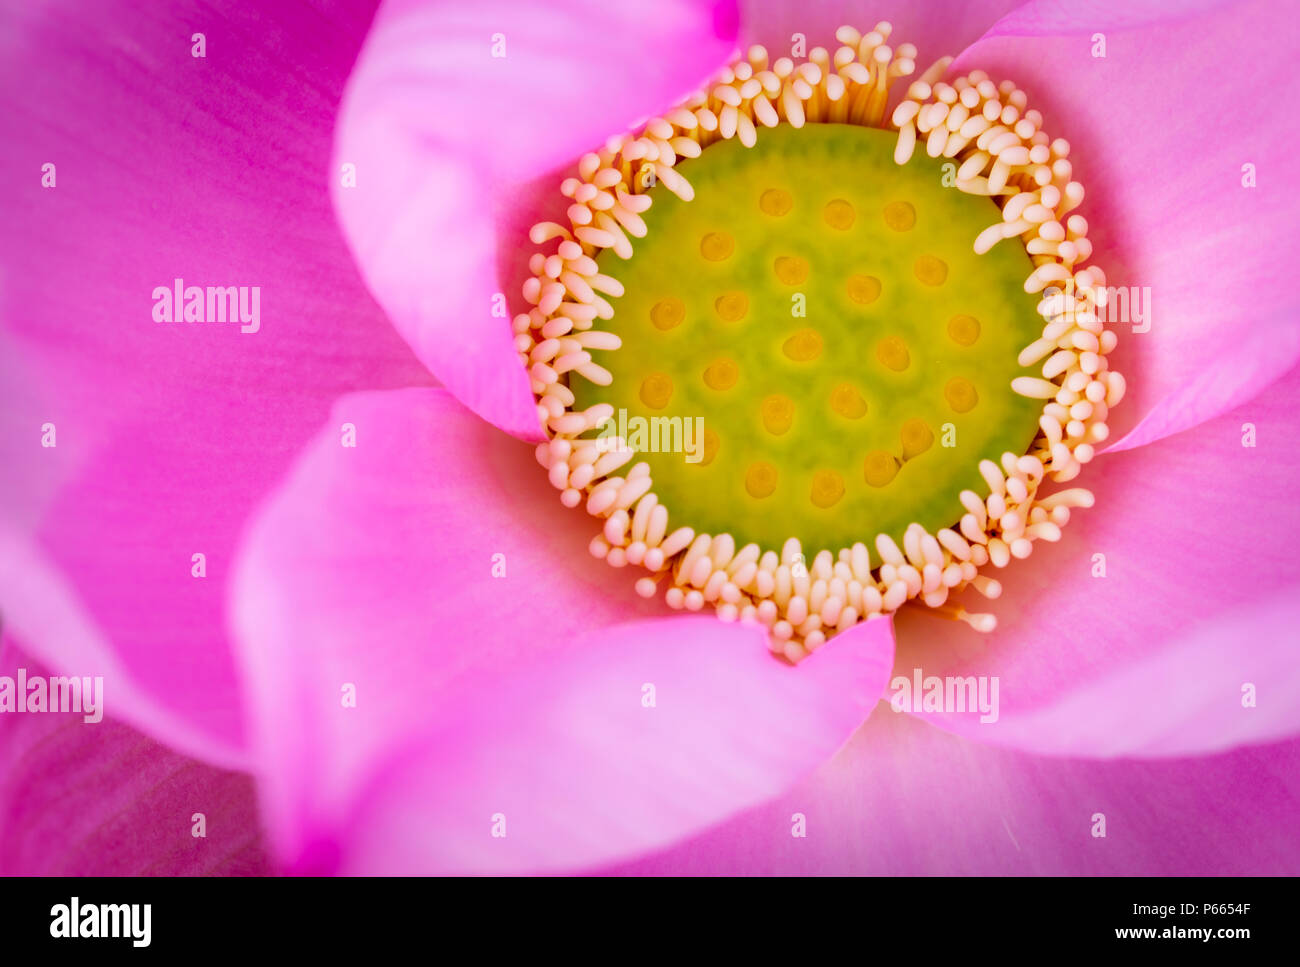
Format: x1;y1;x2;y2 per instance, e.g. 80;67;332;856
831;382;867;419
782;328;823;362
883;200;916;231
864;450;899;487
846;273;882;304
761;394;795;435
699;428;720;466
714;291;749;322
913;254;948;286
650;298;685;331
810;470;845;508
823;199;856;230
944;376;979;413
947;313;980;346
639;373;674;409
703;357;740;390
759;188;793;216
876;336;911;372
700;231;736;261
901;417;934;458
774;255;810;285
745;461;779;498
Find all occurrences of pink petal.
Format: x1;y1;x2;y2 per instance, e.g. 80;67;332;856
953;0;1300;448
0;639;269;875
231;387;894;872
230;387;663;864
605;709;1300;874
984;0;1234;34
339;615;893;874
0;520;248;771
890;361;1300;755
0;0;429;764
739;0;1025;68
922;583;1300;758
331;0;738;440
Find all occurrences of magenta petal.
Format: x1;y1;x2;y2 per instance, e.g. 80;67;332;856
890;362;1300;756
332;0;737;440
231;387;894;871
338;615;894;874
0;522;249;770
953;0;1300;447
606;710;1300;874
0;640;269;875
0;0;434;763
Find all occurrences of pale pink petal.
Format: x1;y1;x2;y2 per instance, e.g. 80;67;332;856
919;583;1300;758
230;387;667;864
0;639;269;875
889;361;1300;755
739;0;1026;69
339;615;894;873
332;0;738;439
231;387;894;872
1;0;431;765
985;0;1233;33
605;709;1300;874
1104;314;1300;453
953;0;1300;447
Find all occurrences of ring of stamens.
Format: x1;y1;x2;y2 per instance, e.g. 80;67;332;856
514;22;1125;662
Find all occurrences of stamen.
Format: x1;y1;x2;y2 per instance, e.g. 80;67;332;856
932;603;998;633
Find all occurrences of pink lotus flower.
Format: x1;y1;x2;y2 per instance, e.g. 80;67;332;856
2;0;1298;875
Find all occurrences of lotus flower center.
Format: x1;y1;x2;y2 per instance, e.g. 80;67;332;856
571;124;1044;555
